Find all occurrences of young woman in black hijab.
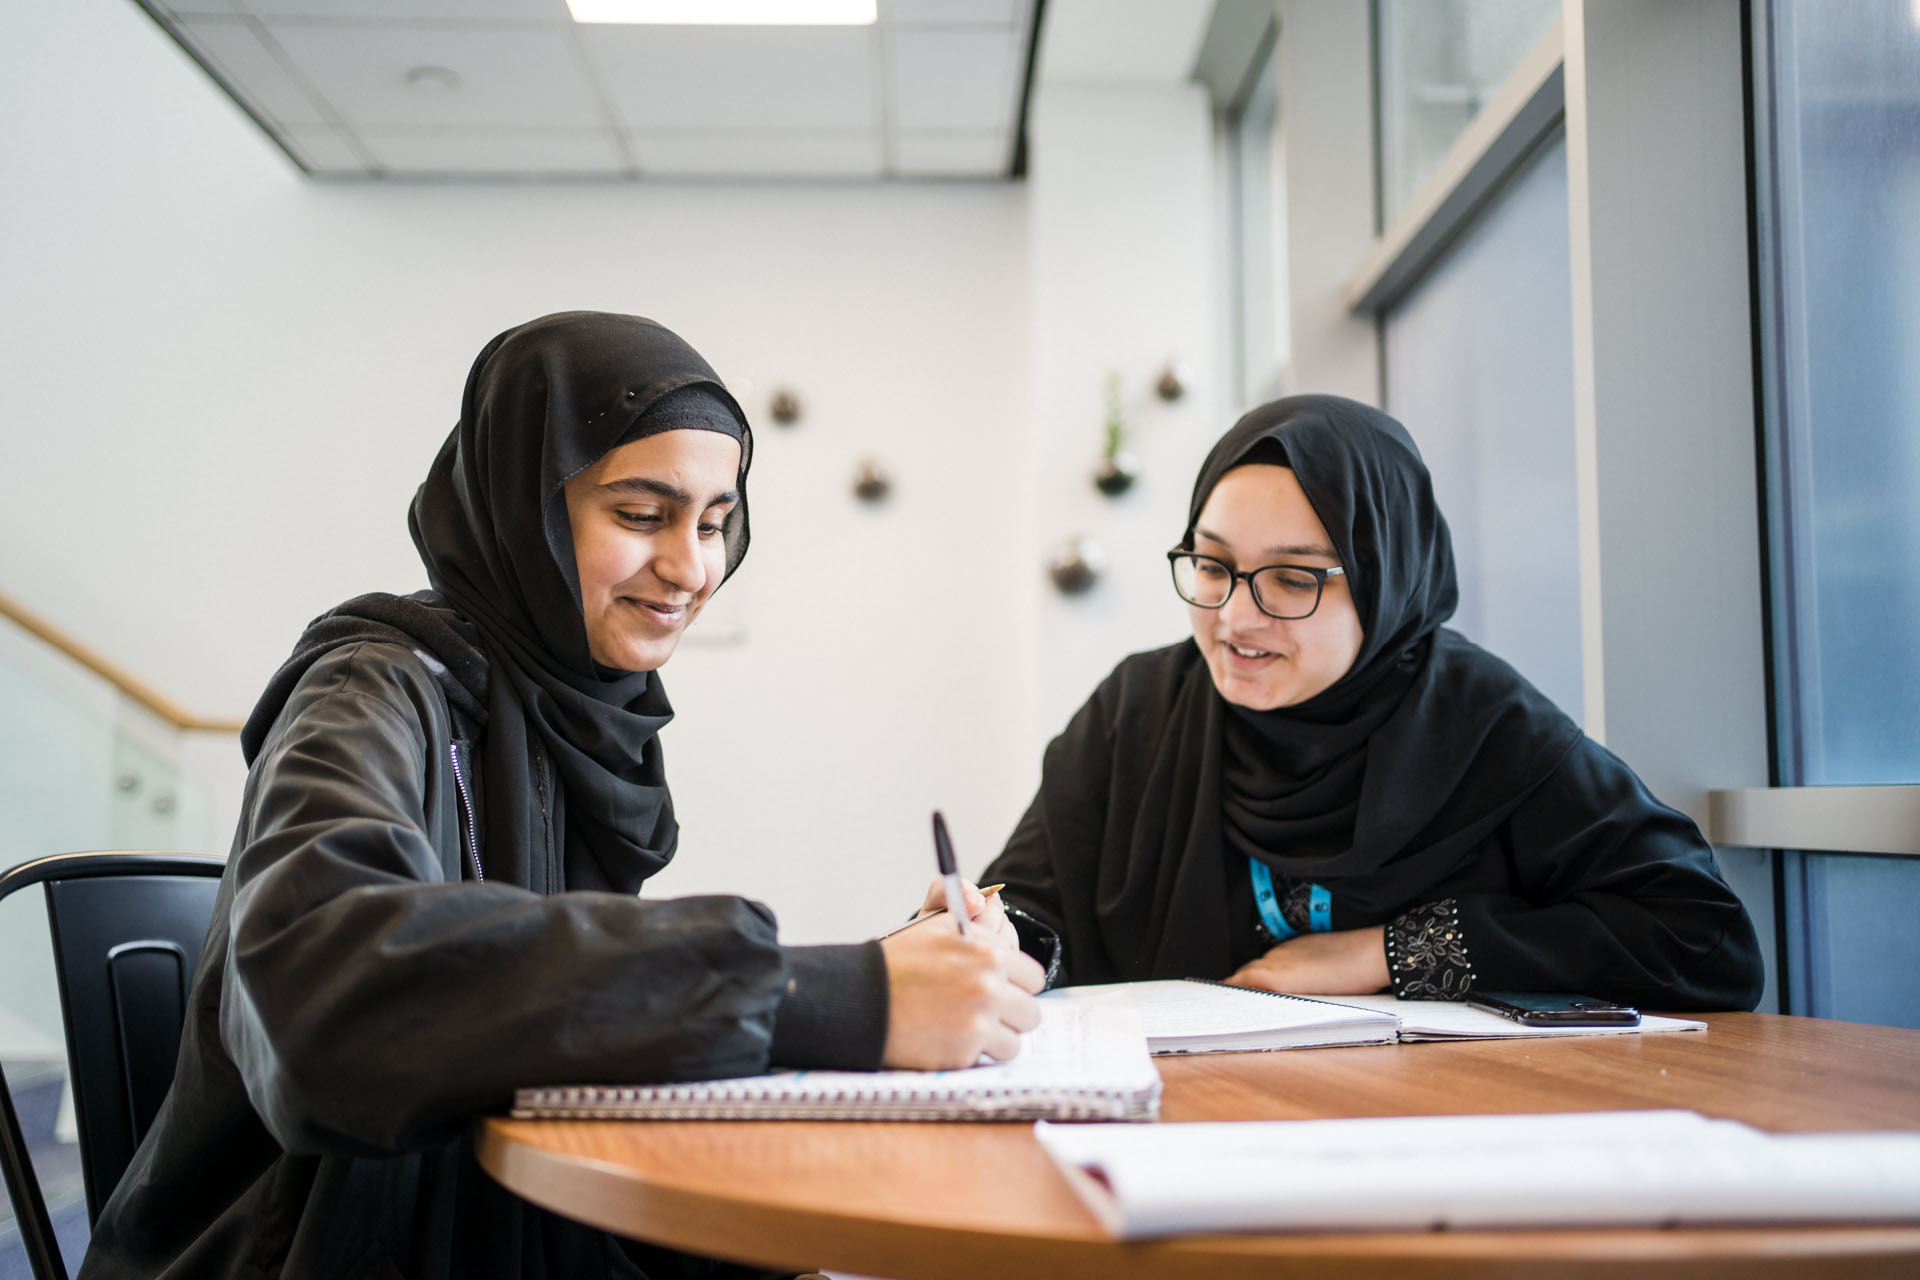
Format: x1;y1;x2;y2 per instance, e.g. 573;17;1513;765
985;394;1763;1010
80;312;1041;1280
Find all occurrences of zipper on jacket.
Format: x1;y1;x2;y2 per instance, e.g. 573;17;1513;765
450;740;483;883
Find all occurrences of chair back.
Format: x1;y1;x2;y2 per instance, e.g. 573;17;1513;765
0;850;225;1266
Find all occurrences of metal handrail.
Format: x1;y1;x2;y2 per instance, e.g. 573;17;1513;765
0;590;242;734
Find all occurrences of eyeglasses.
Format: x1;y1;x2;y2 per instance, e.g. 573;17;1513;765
1166;549;1347;620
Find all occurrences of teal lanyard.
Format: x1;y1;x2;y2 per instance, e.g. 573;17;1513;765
1250;859;1331;940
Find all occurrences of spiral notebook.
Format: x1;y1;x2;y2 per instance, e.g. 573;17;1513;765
511;986;1161;1122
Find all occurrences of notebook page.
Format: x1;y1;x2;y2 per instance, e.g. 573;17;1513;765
1037;1111;1920;1237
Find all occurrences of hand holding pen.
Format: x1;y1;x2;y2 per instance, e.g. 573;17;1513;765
889;811;1017;950
873;810;1044;1069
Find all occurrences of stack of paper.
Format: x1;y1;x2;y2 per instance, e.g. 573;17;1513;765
1036;1110;1920;1237
1074;980;1400;1053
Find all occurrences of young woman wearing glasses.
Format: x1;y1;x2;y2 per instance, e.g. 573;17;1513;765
983;395;1763;1009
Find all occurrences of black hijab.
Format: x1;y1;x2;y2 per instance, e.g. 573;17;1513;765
1202;394;1585;915
244;311;751;897
997;394;1582;981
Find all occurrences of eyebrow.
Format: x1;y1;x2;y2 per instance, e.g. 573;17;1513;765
1193;525;1339;560
601;476;740;509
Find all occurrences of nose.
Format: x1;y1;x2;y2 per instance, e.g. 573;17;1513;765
651;522;709;597
1218;579;1268;632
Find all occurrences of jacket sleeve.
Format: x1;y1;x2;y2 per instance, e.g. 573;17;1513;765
1440;738;1765;1011
219;642;882;1157
982;687;1117;987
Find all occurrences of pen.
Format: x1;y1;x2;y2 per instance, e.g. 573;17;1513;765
933;810;970;938
878;886;1003;939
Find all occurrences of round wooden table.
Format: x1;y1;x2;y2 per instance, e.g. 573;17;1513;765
477;1013;1920;1278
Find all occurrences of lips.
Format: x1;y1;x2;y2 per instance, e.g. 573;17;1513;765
1217;637;1286;676
623;597;689;627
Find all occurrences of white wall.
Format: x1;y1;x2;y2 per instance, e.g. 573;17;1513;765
1025;82;1224;749
1276;0;1381;404
1;0;1225;945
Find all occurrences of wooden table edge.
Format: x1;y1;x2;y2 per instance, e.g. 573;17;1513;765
475;1115;1920;1280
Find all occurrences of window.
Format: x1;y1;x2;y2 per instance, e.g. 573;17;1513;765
1382;135;1581;722
1374;0;1559;226
1230;28;1286;404
1755;0;1920;1027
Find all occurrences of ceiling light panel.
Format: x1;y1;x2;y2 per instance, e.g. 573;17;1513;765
581;24;878;131
263;25;604;128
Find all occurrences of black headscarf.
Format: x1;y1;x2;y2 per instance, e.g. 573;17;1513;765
244;311;751;897
990;394;1584;982
1199;395;1580;914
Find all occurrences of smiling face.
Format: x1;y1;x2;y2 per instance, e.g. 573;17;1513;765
1187;463;1365;710
562;427;741;672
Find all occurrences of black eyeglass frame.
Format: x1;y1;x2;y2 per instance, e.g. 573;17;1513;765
1166;548;1348;620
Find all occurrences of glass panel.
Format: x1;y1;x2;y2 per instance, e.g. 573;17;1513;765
1375;0;1560;226
1791;852;1920;1030
1232;35;1286;403
1756;0;1920;1028
1759;0;1920;787
1383;134;1581;724
0;614;206;1269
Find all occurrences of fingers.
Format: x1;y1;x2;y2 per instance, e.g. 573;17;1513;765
974;951;1042;1060
1221;959;1285;993
878;929;1044;1070
999;944;1046;995
971;892;1019;951
918;875;949;915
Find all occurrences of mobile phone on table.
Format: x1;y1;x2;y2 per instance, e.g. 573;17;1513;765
1465;992;1640;1026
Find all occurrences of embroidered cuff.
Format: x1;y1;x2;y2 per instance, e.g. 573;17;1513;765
1384;898;1475;1000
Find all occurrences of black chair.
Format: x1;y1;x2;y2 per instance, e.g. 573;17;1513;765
0;851;225;1280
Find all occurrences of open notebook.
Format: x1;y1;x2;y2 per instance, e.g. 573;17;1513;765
511;985;1161;1122
1084;980;1703;1053
1037;1110;1920;1237
1077;980;1400;1053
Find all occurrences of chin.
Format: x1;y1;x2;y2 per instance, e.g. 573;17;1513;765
1207;661;1314;711
591;633;681;673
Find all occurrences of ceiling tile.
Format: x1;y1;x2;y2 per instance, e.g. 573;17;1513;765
178;17;329;128
581;25;878;132
358;129;626;175
885;0;1022;24
262;23;605;128
891;130;1009;176
280;124;371;175
629;131;883;178
1038;0;1216;84
888;28;1020;131
155;1;246;15
239;0;566;19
